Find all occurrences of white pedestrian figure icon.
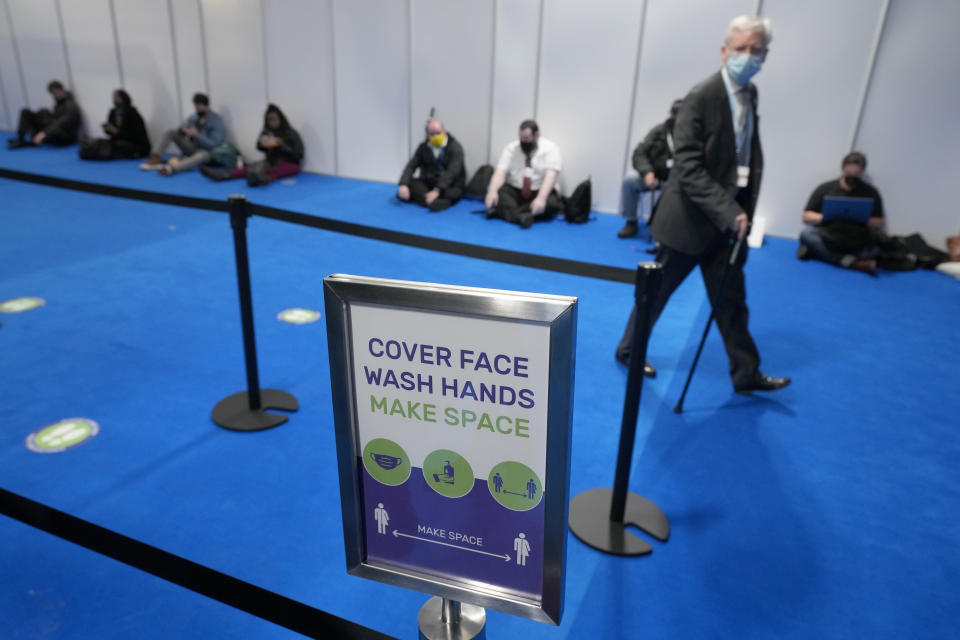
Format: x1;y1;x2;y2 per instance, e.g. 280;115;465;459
513;532;531;566
374;502;390;535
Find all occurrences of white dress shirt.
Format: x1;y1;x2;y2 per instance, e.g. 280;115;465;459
496;137;562;191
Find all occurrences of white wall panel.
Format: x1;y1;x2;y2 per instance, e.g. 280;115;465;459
263;0;336;174
333;0;409;182
200;0;266;160
537;0;645;205
170;0;207;119
410;0;494;176
489;0;538;163
0;3;27;128
626;0;754;209
58;0;121;135
113;0;180;144
855;0;960;246
5;0;68;110
757;0;883;239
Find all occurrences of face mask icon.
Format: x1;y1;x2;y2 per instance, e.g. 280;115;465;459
371;452;402;470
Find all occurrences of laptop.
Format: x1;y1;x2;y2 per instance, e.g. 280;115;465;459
821;196;874;223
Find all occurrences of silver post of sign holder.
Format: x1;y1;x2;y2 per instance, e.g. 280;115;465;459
418;597;486;640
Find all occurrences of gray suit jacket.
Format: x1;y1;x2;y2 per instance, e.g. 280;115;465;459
651;71;763;255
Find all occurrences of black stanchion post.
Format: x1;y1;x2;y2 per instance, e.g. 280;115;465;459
211;194;298;431
567;262;670;555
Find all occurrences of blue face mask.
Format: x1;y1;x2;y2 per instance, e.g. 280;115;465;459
726;53;763;85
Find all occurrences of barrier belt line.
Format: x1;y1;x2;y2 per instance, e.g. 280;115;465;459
0;167;635;284
0;488;398;640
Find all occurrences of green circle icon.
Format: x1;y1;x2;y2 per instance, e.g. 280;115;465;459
422;449;474;498
0;297;45;313
277;308;320;324
488;461;543;511
26;418;99;453
362;438;411;486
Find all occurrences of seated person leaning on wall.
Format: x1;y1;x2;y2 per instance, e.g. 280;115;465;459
484;119;563;229
202;104;303;187
798;151;885;275
397;119;466;212
78;89;151;160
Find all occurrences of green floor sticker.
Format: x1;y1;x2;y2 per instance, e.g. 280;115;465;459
26;418;99;453
0;297;45;313
277;308;321;324
363;438;411;486
422;449;474;499
488;461;542;511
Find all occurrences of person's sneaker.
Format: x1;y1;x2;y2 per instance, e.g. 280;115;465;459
139;153;163;170
796;244;810;260
618;220;639;238
848;258;877;276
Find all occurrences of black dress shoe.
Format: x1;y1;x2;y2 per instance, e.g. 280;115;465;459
734;372;791;395
643;362;656;378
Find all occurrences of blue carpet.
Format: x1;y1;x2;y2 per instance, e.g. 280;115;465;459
0;152;958;640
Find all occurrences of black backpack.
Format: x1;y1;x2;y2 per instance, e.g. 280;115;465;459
563;178;592;223
464;164;494;200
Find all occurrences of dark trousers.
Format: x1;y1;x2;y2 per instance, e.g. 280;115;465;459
407;178;462;211
17;108;75;146
493;183;563;226
616;237;760;387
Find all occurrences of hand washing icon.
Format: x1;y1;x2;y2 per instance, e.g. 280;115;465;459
370;452;402;470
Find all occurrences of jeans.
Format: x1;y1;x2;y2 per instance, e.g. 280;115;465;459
799;226;878;266
620;173;660;221
152;129;210;173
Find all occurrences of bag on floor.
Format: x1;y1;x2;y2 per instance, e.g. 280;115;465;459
245;160;270;187
563;178;592;223
77;138;113;161
902;233;949;269
464;164;494;200
208;142;239;169
876;236;918;271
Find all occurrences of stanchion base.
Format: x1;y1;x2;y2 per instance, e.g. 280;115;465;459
418;597;486;640
211;389;298;431
568;488;669;556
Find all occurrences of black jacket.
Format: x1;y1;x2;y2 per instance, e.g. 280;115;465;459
399;134;466;191
107;105;151;155
632;121;674;181
45;92;82;144
651;71;763;255
258;127;304;166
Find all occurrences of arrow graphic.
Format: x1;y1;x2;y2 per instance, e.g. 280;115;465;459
392;529;511;562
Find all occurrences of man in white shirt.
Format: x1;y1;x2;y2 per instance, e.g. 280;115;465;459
484;120;563;228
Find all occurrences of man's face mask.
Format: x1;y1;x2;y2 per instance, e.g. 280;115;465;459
725;53;763;85
428;132;445;147
520;140;536;155
844;174;862;189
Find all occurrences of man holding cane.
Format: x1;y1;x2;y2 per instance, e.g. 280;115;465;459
615;15;789;395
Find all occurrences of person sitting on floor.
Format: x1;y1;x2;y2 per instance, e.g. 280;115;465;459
78;89;151;161
797;151;885;275
140;92;233;176
484;119;563;229
8;80;82;149
396;119;465;212
202;104;303;186
617;99;682;238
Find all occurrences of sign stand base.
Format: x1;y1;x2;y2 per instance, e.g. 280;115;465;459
418;597;486;640
211;389;298;431
568;488;669;556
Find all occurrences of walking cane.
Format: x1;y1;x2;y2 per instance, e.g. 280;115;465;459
673;233;745;414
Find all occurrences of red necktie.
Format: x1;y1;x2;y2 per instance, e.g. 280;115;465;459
521;155;532;201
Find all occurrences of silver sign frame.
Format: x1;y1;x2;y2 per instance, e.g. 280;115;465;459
323;274;576;625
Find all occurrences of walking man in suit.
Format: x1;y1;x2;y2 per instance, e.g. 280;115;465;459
616;15;790;395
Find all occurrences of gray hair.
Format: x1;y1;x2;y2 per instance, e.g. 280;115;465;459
725;15;773;46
